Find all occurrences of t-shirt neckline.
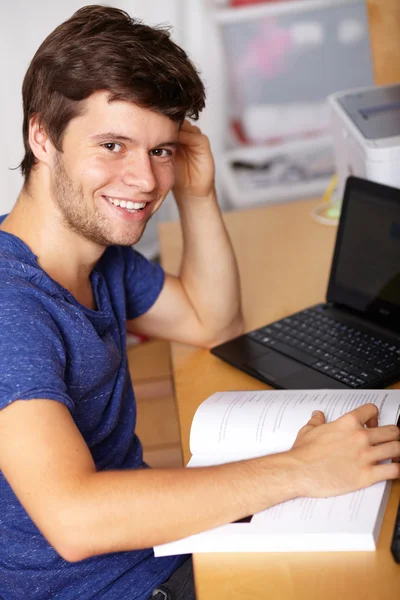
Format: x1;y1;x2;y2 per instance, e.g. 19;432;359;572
0;221;104;316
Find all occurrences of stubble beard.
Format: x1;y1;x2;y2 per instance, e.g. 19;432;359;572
52;152;150;247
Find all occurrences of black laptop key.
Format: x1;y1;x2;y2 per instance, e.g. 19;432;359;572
297;341;308;350
348;356;368;367
372;367;385;377
381;361;400;373
248;331;267;343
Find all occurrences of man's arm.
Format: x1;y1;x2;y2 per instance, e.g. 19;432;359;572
127;121;244;348
1;399;399;563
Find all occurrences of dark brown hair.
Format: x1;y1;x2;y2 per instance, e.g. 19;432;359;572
20;4;206;180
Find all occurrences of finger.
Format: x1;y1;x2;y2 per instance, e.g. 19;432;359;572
369;440;400;463
292;411;326;447
177;129;203;144
310;410;326;423
342;403;379;427
365;414;379;428
177;129;209;152
180;119;201;134
370;461;400;484
366;425;400;446
299;410;326;433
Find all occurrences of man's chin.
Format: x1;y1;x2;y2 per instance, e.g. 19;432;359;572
106;225;147;248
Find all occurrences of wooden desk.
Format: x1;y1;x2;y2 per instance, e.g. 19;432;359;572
159;198;400;600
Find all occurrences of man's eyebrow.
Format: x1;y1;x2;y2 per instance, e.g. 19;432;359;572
155;140;178;149
89;133;178;148
90;133;134;143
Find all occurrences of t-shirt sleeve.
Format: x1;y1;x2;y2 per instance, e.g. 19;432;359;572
0;289;74;413
122;246;165;320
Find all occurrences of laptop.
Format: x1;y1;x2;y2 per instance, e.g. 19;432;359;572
211;176;400;390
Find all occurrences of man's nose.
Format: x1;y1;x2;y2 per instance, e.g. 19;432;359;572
121;154;157;193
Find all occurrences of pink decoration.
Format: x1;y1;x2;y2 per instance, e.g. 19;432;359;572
236;19;293;79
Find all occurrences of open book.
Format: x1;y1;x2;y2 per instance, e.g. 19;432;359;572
154;389;400;556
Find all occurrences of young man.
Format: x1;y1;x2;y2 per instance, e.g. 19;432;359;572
0;5;399;600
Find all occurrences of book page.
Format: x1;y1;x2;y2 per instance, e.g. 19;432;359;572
154;479;392;555
189;389;400;461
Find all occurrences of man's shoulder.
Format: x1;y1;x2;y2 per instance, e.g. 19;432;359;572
0;227;38;278
0;247;49;293
0;252;38;289
0;238;61;314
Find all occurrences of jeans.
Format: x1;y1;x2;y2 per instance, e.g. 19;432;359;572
150;558;196;600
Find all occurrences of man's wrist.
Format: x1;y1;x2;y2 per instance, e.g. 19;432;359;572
173;186;218;207
259;451;307;505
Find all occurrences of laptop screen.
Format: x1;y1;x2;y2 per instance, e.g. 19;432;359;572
328;177;400;332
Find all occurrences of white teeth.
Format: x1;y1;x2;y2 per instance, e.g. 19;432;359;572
106;197;146;210
129;201;146;209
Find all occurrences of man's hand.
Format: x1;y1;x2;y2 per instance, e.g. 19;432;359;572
173;120;215;200
289;403;400;498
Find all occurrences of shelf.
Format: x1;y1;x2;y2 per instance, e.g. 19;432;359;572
213;0;360;23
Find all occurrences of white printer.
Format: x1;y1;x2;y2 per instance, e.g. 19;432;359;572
329;84;400;199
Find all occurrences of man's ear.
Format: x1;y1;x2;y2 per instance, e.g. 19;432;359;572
28;115;55;167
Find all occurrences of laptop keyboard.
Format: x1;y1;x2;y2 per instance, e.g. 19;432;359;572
248;306;400;388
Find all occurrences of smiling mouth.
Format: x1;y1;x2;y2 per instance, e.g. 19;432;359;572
104;195;147;213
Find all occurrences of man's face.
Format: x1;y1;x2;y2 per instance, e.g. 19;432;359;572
50;91;179;247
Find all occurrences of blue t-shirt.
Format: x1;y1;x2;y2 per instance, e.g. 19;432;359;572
0;221;184;600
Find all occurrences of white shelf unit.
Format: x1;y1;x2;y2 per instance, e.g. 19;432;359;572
208;0;374;209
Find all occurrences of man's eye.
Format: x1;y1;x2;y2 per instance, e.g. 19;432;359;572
150;148;172;158
103;143;122;153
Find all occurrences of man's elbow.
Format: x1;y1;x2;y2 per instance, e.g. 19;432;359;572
205;313;245;349
47;523;92;563
56;541;89;564
41;504;97;563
